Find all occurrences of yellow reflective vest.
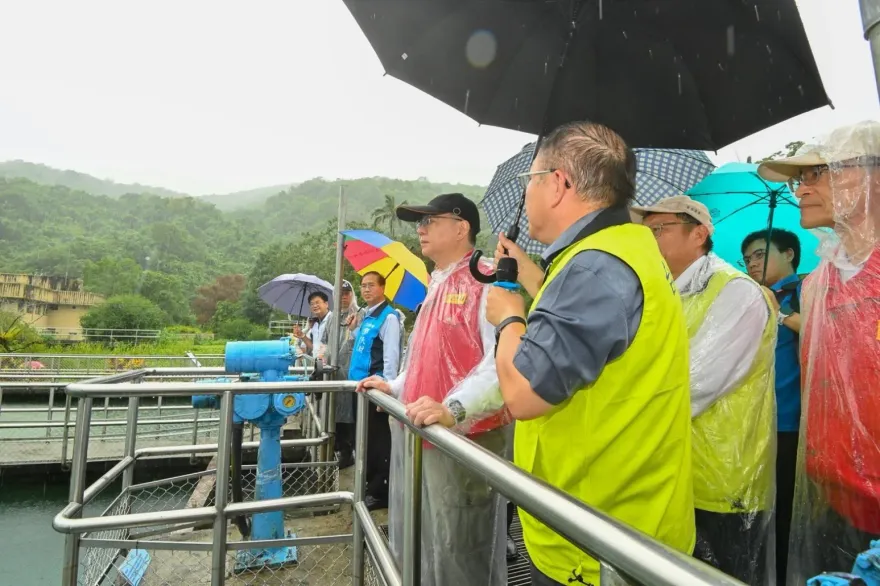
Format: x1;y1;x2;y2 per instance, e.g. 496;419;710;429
682;261;776;514
514;223;696;585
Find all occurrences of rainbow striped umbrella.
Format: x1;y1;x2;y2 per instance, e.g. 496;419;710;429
341;229;428;311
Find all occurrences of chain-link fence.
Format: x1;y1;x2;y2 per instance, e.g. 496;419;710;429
230;462;340;505
77;541;377;586
74;466;360;586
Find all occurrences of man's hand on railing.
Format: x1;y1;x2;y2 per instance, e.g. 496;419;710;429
357;376;392;412
356;376;391;395
404;396;455;428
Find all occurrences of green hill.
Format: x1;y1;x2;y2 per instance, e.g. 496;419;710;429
0;166;488;281
0;160;188;199
0;162;489;329
201;184;297;211
235;176;486;235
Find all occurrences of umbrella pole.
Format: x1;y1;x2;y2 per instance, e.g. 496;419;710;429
761;189;779;285
506;136;543;245
323;185;346;483
861;0;880;102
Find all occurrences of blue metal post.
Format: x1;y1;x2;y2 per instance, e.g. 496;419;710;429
215;339;304;572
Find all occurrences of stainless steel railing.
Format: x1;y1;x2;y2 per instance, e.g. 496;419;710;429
54;370;745;586
0;364;320;468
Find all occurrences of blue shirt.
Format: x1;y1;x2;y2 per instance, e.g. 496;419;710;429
770;273;802;432
513;210;645;405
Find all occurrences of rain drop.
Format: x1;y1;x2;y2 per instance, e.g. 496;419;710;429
726;25;735;56
798;84;804;96
514;97;519;110
766;45;772;55
717;62;726;72
544;60;549;75
622;30;628;40
464;89;471;114
648;48;653;60
677;73;682;96
754;5;760;21
466;30;498;68
401;52;408;61
599;0;603;20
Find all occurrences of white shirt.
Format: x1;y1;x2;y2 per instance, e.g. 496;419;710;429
389;260;503;423
676;254;770;418
311;311;332;358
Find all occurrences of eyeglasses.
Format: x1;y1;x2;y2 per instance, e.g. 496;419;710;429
646;221;696;237
738;249;766;268
417;214;464;229
360;282;380;290
787;157;880;192
516;169;557;190
787;165;828;193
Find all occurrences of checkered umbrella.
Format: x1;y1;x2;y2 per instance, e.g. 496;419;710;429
480;144;716;254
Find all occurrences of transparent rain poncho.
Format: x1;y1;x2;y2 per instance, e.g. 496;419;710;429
386;253;512;586
784;122;880;583
679;253;777;585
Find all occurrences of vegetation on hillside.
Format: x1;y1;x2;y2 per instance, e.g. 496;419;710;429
0;165;491;346
0;160;187;199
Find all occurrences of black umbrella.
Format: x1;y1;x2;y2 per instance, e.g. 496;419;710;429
344;0;829;150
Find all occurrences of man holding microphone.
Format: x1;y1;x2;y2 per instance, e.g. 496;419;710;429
487;121;695;585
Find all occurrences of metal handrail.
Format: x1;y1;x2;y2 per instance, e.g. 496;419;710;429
54;374;745;586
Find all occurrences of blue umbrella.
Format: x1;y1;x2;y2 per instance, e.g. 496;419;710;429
685;162;822;277
481;145;715;253
258;273;334;318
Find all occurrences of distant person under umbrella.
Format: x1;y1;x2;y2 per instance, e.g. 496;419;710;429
321;280;363;468
348;271;402;509
740;228;804;585
293;292;331;356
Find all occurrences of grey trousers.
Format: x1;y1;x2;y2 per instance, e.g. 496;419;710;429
388;424;510;586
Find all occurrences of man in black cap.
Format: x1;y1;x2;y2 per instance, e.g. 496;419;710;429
358;193;512;586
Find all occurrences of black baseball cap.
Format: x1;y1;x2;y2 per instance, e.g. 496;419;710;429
396;193;481;235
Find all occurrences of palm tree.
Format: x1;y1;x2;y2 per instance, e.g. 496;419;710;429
371;194;408;238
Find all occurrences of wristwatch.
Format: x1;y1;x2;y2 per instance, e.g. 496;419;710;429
446;399;467;425
776;309;791;325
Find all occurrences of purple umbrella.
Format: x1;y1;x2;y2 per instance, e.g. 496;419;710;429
257;273;334;318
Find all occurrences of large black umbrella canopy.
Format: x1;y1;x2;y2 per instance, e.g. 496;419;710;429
344;0;829;150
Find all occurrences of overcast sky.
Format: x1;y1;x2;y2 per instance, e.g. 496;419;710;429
0;0;876;195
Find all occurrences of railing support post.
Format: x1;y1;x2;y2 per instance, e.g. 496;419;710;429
61;393;72;470
211;391;233;586
46;386;55;438
351;392;370;586
402;428;423;586
61;396;92;586
122;396;139;491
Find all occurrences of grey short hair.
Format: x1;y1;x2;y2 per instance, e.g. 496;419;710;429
537;121;636;206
